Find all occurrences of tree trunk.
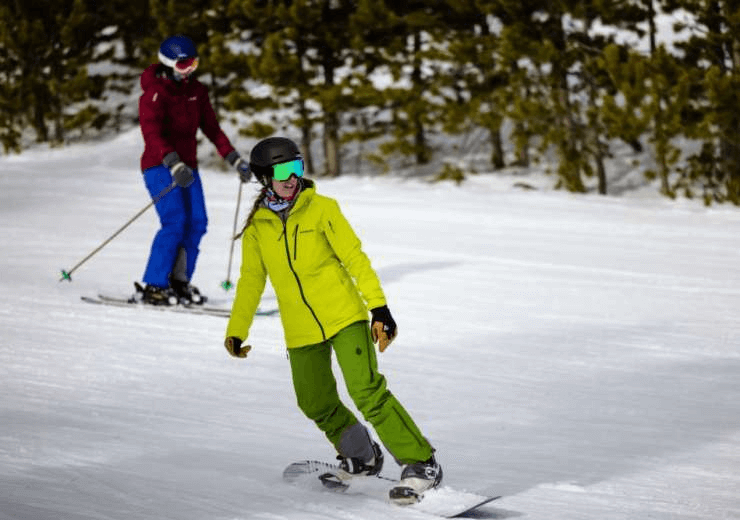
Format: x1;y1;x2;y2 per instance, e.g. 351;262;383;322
596;148;607;195
323;110;341;177
413;113;428;165
490;127;505;169
297;96;314;176
321;50;341;177
550;9;584;192
33;88;49;143
647;0;656;54
410;31;430;165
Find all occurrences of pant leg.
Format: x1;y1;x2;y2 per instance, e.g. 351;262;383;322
180;169;208;281
288;341;359;454
331;321;434;465
142;165;186;287
171;247;189;283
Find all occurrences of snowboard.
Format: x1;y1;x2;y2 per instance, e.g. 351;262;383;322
283;460;501;518
81;294;278;318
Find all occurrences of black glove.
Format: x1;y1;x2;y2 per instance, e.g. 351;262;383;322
370;305;397;352
225;336;252;358
162;151;194;188
226;150;252;183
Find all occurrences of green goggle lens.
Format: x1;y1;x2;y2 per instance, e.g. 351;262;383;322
272;159;304;181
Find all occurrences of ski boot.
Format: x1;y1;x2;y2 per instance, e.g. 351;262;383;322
169;278;206;305
133;282;178;306
389;454;443;505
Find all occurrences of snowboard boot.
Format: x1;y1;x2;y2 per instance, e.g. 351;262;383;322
169;277;206;305
319;440;384;491
389;454;443;505
337;440;384;477
138;283;178;306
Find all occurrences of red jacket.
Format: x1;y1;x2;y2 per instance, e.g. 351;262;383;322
138;64;235;171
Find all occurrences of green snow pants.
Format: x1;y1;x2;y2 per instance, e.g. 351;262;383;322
288;320;433;465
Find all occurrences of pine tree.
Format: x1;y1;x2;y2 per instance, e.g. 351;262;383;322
230;0;364;177
639;46;692;198
199;0;251;129
55;0;111;141
0;3;23;152
598;44;652;185
0;0;144;149
491;0;659;193
230;0;316;174
432;0;508;174
475;0;585;191
661;0;740;204
2;3;58;144
339;0;402;174
374;2;450;168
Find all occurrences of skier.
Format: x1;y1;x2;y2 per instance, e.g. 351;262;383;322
137;34;251;305
223;137;442;502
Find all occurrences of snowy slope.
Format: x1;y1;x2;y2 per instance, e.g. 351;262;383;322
1;129;739;520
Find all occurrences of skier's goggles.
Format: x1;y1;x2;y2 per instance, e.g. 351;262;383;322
272;159;304;181
174;57;199;76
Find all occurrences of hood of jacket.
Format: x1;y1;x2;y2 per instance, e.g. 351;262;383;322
140;64;194;94
140;64;162;93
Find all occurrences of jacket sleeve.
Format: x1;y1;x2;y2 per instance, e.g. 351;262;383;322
139;89;175;161
323;199;387;310
226;227;268;341
198;86;235;159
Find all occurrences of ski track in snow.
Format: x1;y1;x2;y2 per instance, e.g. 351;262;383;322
1;129;740;519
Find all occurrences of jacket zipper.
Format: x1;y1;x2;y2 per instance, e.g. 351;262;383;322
293;224;298;261
282;220;325;340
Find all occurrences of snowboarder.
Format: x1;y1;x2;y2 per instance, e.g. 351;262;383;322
223;137;442;502
137;34;251;305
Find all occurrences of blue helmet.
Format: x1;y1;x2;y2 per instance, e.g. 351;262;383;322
158;35;198;69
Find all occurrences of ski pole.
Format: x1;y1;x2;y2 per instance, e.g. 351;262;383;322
59;181;177;282
221;179;244;291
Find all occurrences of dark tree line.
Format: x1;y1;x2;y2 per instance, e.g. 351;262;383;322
2;0;740;204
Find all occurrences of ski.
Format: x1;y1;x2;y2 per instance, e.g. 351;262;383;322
81;294;278;318
282;459;501;518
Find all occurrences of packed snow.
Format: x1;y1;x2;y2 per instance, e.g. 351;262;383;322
1;129;739;520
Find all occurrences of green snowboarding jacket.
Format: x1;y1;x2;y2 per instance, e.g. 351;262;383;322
226;184;387;349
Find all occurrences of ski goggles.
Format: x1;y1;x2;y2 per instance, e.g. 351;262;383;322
272;159;304;181
174;57;199;76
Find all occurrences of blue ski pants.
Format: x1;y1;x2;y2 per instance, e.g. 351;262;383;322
142;165;207;287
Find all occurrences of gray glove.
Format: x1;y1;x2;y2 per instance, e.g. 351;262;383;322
162;152;194;188
226;150;252;183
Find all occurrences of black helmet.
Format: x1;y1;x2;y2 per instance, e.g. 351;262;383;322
249;137;302;186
